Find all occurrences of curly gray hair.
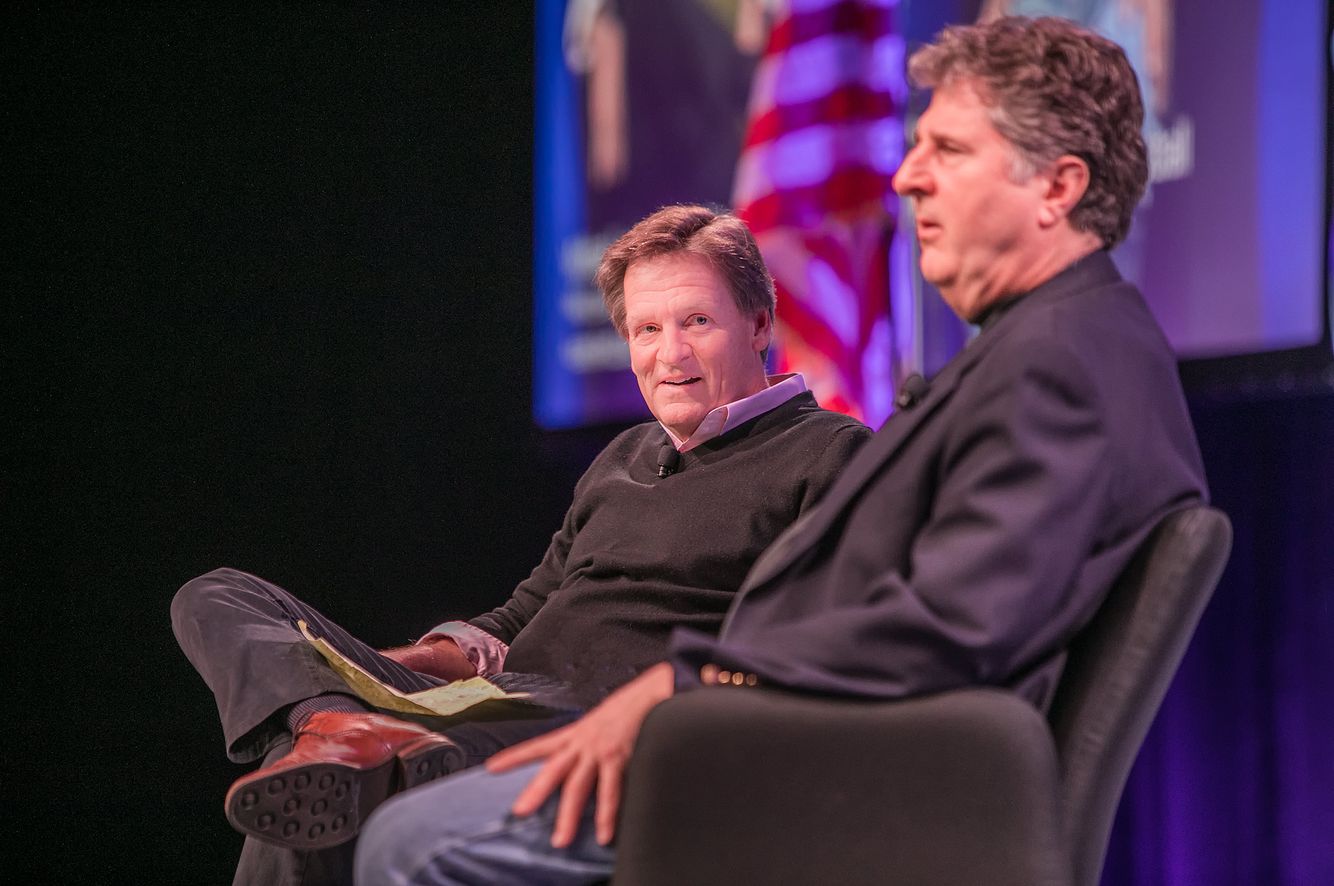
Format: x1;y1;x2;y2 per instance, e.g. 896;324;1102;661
909;16;1148;248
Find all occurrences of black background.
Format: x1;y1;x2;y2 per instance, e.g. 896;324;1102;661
9;5;613;881
7;4;1333;884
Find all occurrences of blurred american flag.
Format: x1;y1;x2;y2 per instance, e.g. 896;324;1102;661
733;0;908;427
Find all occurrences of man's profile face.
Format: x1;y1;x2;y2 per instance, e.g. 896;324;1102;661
623;252;771;441
892;79;1050;321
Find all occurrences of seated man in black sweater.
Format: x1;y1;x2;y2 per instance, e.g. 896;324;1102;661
171;204;869;883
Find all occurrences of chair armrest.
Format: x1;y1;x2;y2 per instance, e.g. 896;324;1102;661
614;686;1070;886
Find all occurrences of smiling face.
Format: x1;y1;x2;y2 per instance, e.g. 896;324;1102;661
623;252;772;441
892;79;1054;321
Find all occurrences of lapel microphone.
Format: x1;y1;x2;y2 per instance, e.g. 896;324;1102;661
657;442;680;478
895;373;929;410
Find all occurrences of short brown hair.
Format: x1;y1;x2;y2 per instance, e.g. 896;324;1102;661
908;16;1148;248
596;205;776;341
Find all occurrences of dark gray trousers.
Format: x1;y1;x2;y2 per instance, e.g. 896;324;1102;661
172;567;580;886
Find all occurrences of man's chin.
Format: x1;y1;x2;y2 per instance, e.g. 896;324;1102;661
653;404;705;439
916;257;951;290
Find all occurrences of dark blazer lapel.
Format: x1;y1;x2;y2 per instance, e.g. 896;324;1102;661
741;340;979;592
738;251;1127;597
797;250;1123;544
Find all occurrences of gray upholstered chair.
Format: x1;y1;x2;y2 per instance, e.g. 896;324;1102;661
612;506;1232;886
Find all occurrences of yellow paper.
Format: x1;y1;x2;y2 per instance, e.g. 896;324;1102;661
299;621;537;719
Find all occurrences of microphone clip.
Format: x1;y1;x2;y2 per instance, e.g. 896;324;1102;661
895;373;929;410
657;442;680;479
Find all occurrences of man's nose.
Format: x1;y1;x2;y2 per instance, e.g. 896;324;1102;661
657;327;692;365
892;146;929;196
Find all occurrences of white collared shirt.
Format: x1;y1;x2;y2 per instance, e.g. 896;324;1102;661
663;372;807;452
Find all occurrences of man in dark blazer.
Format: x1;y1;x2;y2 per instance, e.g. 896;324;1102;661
353;17;1209;882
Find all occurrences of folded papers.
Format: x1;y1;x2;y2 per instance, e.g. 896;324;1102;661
299;620;545;721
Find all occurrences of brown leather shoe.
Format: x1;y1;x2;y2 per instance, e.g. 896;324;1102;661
224;711;463;849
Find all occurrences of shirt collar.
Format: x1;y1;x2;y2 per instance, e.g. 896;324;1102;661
663;373;807;453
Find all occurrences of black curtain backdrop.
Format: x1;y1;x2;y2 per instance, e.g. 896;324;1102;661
1104;392;1334;886
10;6;612;881
8;6;1332;884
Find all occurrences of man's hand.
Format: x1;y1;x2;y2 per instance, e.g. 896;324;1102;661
486;662;675;847
379;636;477;682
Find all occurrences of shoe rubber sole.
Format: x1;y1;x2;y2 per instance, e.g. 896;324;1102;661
398;737;466;790
224;737;463;850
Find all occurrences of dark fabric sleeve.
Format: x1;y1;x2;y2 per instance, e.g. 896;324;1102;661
462;439;611;646
464;506;577;644
673;337;1114;700
794;422;873;515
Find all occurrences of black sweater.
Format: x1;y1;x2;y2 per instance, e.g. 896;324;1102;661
469;391;870;700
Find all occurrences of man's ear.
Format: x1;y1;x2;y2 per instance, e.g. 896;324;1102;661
752;309;774;353
1036;154;1091;228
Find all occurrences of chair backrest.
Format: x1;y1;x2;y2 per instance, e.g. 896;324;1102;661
1046;505;1232;886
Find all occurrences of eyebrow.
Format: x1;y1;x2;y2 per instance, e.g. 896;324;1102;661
628;300;713;320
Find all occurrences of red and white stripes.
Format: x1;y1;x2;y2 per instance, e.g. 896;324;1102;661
733;0;907;426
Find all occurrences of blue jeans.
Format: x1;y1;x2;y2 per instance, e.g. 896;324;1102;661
355;762;616;885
